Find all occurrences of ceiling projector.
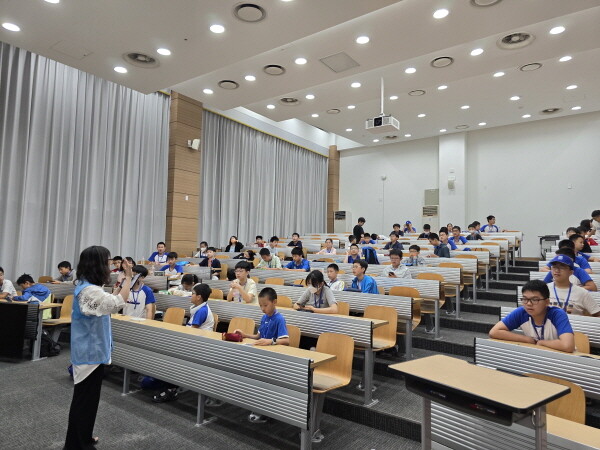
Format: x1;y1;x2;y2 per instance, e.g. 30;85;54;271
365;115;400;134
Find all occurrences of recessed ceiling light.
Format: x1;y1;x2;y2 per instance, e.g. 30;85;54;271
470;48;484;56
356;36;370;44
478;122;487;126
405;67;416;74
114;66;127;74
461;105;470;109
437;85;448;90
549;26;565;35
566;85;577;90
347;105;355;109
417;113;426;118
433;9;449;19
510;96;520;101
2;22;20;32
295;57;307;65
203;88;213;94
266;104;275;109
346;128;353;132
559;55;572;62
44;0;60;3
210;24;225;34
404;134;412;137
373;139;380;143
571;106;582;111
493;71;505;77
311;113;319;118
409;90;426;96
305;94;315;99
522;114;531;118
157;48;171;56
455;125;470;130
389;95;399;100
245;75;256;81
440;129;447;132
351;82;361;88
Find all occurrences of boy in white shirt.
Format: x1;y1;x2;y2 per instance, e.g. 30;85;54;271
547;255;600;316
116;265;156;319
226;261;257;304
326;264;345;291
0;266;17;299
385;249;411;278
256;248;282;269
317;238;337;255
168;274;198;296
160;252;183;286
266;236;280;255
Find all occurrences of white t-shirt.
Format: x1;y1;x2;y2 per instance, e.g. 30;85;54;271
1;280;17;296
548;282;600;316
122;285;156;318
593;219;600;239
327;279;345;291
230;279;258;304
385;265;412;279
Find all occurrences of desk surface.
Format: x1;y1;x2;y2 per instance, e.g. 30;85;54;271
112;315;335;368
546;414;600;447
390;355;569;412
0;300;62;310
490;339;600;360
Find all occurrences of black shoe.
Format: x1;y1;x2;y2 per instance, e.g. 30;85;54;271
152;388;178;403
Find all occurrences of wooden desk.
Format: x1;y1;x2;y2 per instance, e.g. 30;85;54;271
546;415;600;448
390;355;569;450
490;338;600;359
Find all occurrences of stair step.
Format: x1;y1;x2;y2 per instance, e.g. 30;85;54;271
487;280;522;291
440;311;497;334
498;272;530;281
460;298;511;315
515;259;541;268
412;326;489;358
476;288;518;303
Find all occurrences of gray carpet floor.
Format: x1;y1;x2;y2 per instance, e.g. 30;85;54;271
0;349;419;450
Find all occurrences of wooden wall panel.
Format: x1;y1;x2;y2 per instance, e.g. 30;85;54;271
167;193;199;219
168;168;201;197
169;145;201;172
327;145;340;233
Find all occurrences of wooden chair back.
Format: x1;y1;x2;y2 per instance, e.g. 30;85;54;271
38;276;54;283
60;295;74;319
389;286;420;298
212;313;219;331
250;276;259;283
416;272;444;282
314;333;355;393
439;262;463;270
364;305;397;350
287;324;301;348
163;307;185;326
276;295;293;308
209;288;224;299
228;317;255;335
525;373;586;424
338;270;346;274
219;263;228;280
454;254;477;259
215;254;229;260
265;277;285;285
336;301;350;315
574;332;591;354
378;286;386;296
294;279;306;286
277;252;286;260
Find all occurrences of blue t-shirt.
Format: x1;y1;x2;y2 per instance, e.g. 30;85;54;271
445;240;458;250
160;264;183;273
191;303;209;327
501;306;573;340
148;252;168;264
258;311;289;340
543;267;592;285
578;252;590;261
285;259;310;271
451;236;468;246
347;255;362;264
480;224;500;232
351;275;379;294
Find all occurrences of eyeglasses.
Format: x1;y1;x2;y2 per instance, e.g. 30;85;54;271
550;265;570;271
234;269;246;273
521;297;545;305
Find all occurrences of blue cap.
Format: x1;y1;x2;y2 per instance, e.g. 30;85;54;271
549;255;574;269
405;220;412;224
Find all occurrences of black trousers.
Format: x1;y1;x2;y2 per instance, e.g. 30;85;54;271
64;364;104;450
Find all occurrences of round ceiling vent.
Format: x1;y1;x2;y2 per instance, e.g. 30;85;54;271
408;89;426;96
279;97;300;105
470;0;502;6
263;64;286;76
519;62;542;72
218;80;239;90
123;52;159;68
326;108;341;114
385;135;398;140
541;107;561;114
233;3;266;23
455;124;470;130
497;32;535;50
431;56;454;68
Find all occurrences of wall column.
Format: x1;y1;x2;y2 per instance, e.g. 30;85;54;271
327;145;340;232
166;91;202;256
438;132;467;228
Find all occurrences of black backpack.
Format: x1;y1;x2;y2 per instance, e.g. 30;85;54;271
40;330;61;357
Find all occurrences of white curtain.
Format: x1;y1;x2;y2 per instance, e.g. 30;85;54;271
200;110;327;247
0;41;170;279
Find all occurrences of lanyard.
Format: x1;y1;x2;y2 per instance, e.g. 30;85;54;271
553;283;572;311
313;289;324;308
130;289;141;309
530;313;547;341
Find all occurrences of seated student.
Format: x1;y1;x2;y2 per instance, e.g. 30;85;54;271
0;266;17;299
287;232;303;248
255;235;266;248
480;215;505;233
418;224;431;239
114;257;136;290
266;236;280;255
13;274;53;318
385;249;411;278
472;221;482;234
199;247;222;279
193;241;209;258
348;235;357;246
227;261;257;304
592;209;600;240
391;223;405;237
116;265;156;319
466;224;484;240
294;270;339;314
427;233;451;258
446;223;453;231
577;226;596;251
570;233;600;263
542;248;597;291
546;255;600;316
234;249;256;265
439;228;457;251
565;227;578;238
370;233;380;241
404;221;416;233
317;238;337;255
168;273;199;296
403;245;426;266
256;248;283;269
225;236;244;253
160;252;183;286
489;280;575;353
384;232;403;251
344;243;362;264
285;247;311;271
326;264;345;291
360;233;376;245
541;240;591;273
148;241;168;265
350;260;379;294
450;226;469;246
52;261;75;284
111;256;123;273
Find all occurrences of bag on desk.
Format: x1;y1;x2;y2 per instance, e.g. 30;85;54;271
40;330;61;357
222;332;243;342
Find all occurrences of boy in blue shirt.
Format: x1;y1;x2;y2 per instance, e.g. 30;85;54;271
439;228;457;251
148;241;168;265
285;247;310;271
350;260;379;294
541;240;591;273
13;274;53;319
489;280;574;352
542;249;597;291
287;233;303;249
160;251;183;286
570;234;600;262
480;215;504;233
450;226;468;246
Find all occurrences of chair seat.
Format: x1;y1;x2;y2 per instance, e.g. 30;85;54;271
43;318;71;326
313;373;347;393
372;338;396;350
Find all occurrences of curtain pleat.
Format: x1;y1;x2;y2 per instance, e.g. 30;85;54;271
200;111;327;247
0;42;169;279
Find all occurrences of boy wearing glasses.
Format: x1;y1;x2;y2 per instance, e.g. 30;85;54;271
489;280;574;353
226;261;257;304
546;255;600;316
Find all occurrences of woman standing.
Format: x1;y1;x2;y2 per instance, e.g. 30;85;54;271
64;245;133;449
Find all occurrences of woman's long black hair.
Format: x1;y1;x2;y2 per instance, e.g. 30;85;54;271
76;245;112;286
